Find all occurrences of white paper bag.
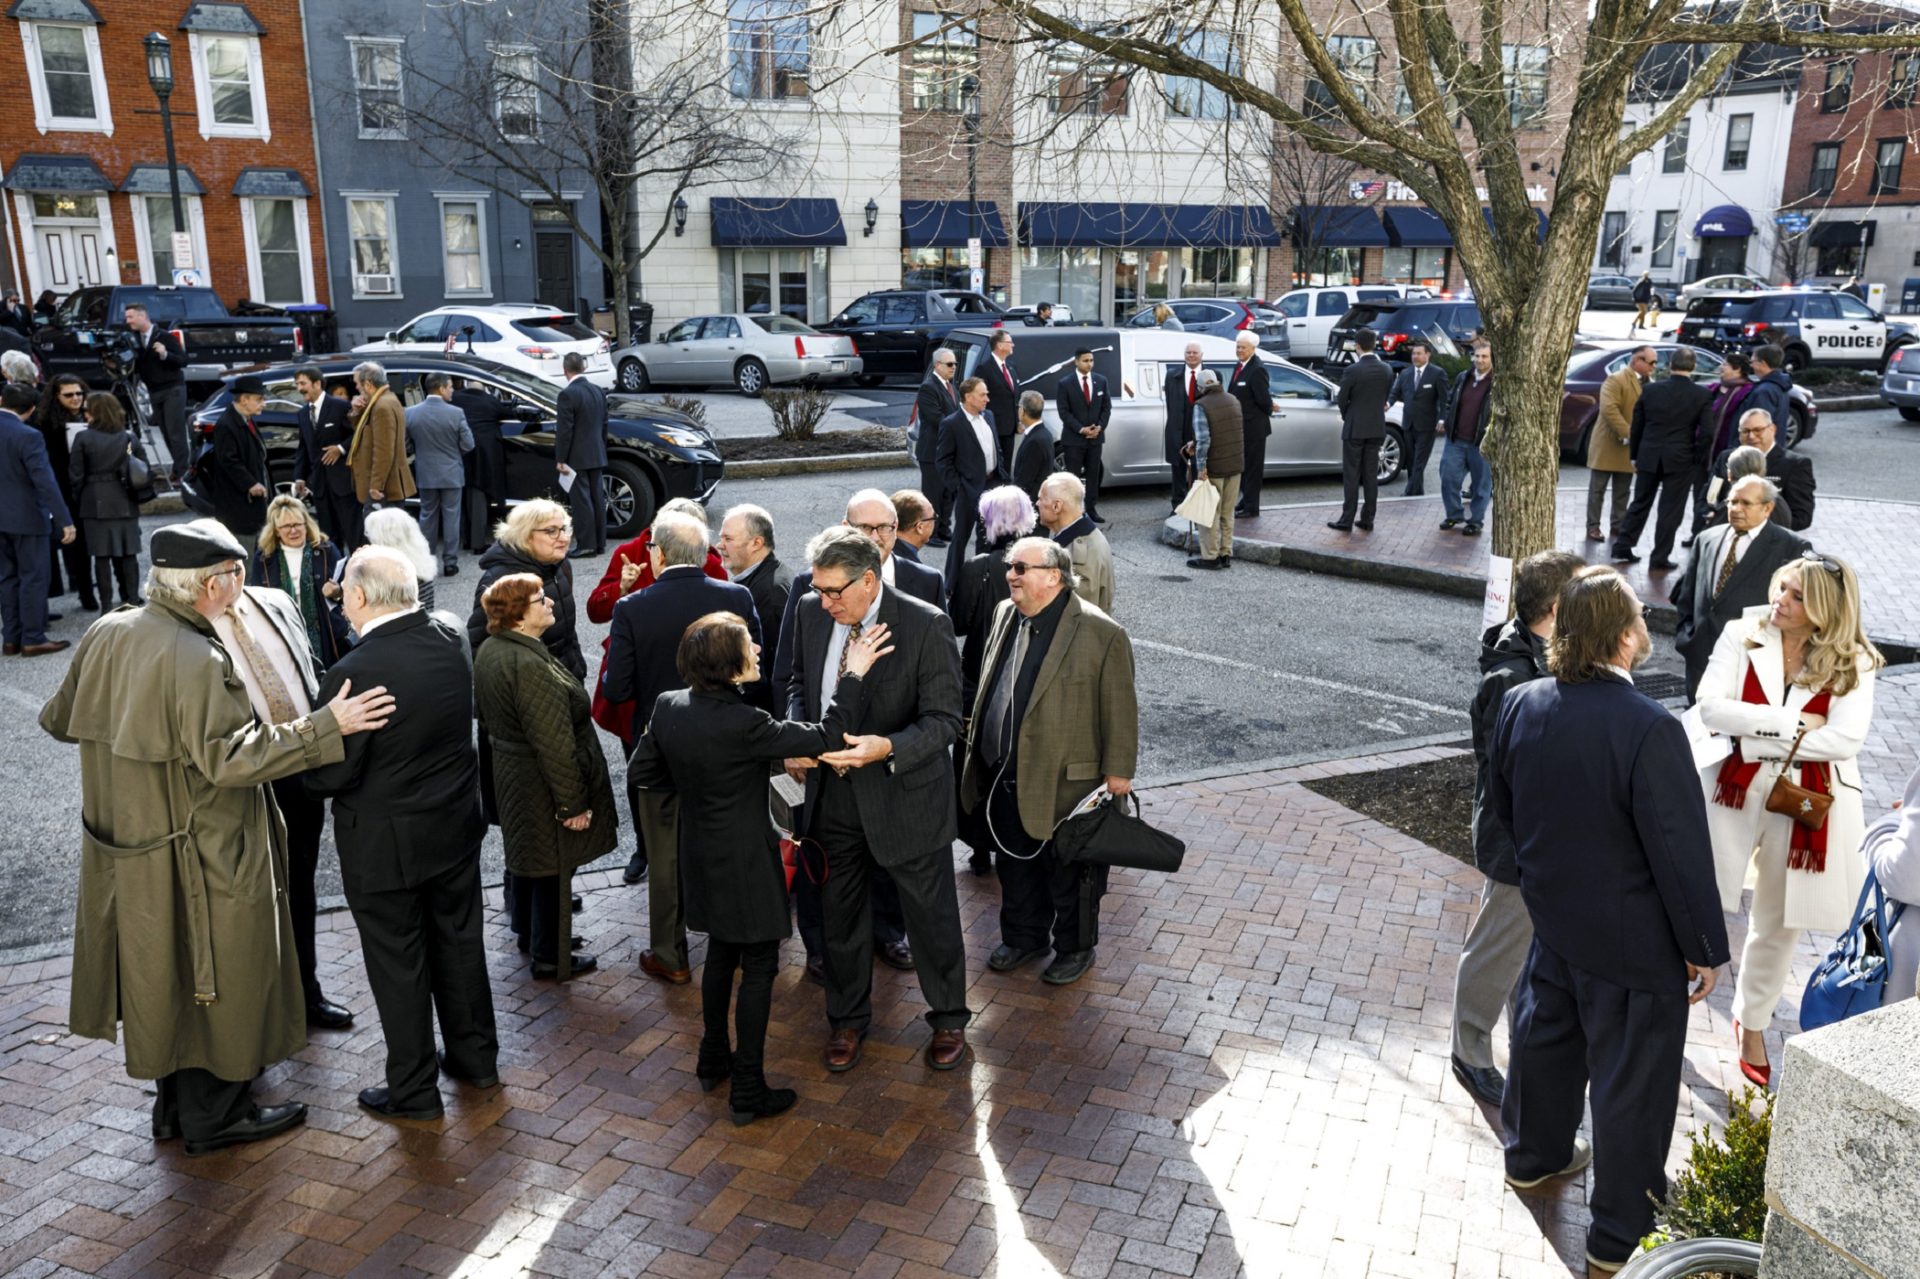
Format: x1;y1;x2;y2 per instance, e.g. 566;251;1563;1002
1174;478;1219;526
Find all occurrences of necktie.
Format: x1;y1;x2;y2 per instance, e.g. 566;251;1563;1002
1082;376;1092;405
1002;362;1014;390
1188;371;1196;403
982;618;1030;766
1714;532;1745;598
228;611;299;726
1233;361;1244;385
837;620;864;679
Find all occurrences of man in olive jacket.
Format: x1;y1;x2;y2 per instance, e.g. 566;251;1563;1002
39;520;393;1155
959;537;1136;987
348;362;416;514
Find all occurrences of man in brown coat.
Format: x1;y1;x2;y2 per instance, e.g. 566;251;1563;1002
348;361;416;515
959;536;1136;985
1185;372;1243;570
1588;346;1649;540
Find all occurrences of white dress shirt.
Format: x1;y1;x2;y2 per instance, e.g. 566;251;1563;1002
966;410;997;471
820;590;884;713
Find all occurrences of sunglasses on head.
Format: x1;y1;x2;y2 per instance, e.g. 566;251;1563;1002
1798;554;1843;578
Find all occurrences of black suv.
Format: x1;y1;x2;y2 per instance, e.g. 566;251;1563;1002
819;289;1004;383
190;355;721;540
1677;289;1915;371
1324;298;1483;366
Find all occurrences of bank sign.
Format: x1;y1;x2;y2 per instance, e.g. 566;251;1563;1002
1382;181;1549;202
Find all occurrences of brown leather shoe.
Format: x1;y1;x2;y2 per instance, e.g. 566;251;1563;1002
20;640;69;657
639;950;691;985
1;643;18;656
823;1027;865;1073
926;1028;967;1071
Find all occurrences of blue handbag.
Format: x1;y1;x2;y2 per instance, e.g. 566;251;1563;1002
1801;870;1907;1031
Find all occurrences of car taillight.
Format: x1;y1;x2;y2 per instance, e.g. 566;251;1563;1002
1893;347;1907;369
795;336;809;359
169;327;187;349
849;339;860;356
1235;305;1255;330
1379;332;1409;353
517;344;556;360
293;327;305;355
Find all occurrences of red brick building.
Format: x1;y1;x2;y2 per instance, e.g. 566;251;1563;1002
0;0;327;312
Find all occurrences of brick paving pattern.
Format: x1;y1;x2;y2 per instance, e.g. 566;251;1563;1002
14;684;1916;1279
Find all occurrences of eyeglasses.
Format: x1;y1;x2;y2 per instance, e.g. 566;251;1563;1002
850;520;896;536
534;524;573;538
1007;561;1059;577
1640;604;1653;620
59;390;84;399
209;566;244;581
530;593;550;605
814;576;868;600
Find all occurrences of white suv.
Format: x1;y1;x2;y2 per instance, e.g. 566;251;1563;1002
353;303;614;387
1271;285;1409;361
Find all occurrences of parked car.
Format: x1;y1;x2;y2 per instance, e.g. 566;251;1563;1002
1324;298;1484;366
1002;303;1077;325
818;288;1006;384
1679;273;1772;302
612;312;860;396
1586;274;1682;311
1269;285;1407;361
1123;298;1288;353
1559;341;1817;457
1878;343;1920;420
1676;288;1915;371
932;326;1408;490
189;354;720;540
352;303;614;388
34;284;302;395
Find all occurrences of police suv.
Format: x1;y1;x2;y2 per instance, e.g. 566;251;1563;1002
1676;287;1914;371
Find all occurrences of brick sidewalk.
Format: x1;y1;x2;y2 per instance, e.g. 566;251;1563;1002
1162;488;1920;652
5;732;1860;1279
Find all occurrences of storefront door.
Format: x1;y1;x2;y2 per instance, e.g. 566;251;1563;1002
1698;236;1749;277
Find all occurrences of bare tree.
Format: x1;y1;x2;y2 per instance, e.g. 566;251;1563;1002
1271;137;1382;286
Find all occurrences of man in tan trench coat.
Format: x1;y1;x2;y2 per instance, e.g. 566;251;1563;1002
1587;346;1650;541
40;520;394;1156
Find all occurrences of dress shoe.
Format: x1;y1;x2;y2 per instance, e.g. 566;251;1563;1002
1462;522;1483;536
1649;558;1679;572
184;1102;307;1155
1439;518;1461;531
567;548;598;559
640;950;692;984
926;1028;967;1071
442;564;459;578
437;1050;500;1089
532;952;598;980
1042;949;1096;985
622;852;649;885
571;893;583;912
1325;520;1353;532
927;536;950;549
305;998;354;1030
1611;549;1641;564
1090;513;1108;526
1353;521;1373;531
1450;1054;1506;1106
1505;1136;1593;1189
78;595;99;612
804;954;826;986
152;1117;181;1141
357;1086;444;1122
877;939;915;971
1185;556;1224;570
1585;527;1605;541
1216;557;1231;568
988;943;1048;972
517;934;588;954
1734;1019;1771;1087
20;640;70;656
47;610;62;621
1680;536;1696;549
2;643;18;656
731;1087;799;1126
968;849;993;876
823;1027;865;1072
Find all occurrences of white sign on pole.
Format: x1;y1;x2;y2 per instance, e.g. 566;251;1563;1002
170;233;195;270
966;237;983;269
969;268;985;294
1483;554;1515;630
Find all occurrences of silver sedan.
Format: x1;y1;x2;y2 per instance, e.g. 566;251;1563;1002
612;312;862;397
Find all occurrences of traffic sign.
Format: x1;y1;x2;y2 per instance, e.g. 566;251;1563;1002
1775;213;1810;229
171;232;195;270
969;268;984;294
966;237;982;269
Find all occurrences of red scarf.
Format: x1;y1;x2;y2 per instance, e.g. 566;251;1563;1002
1712;660;1833;871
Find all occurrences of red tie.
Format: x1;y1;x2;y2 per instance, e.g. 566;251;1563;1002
1233;362;1244;383
1002;363;1014;390
1187;372;1196;403
1082;376;1091;404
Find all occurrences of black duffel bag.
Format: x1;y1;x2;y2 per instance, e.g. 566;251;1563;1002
1052;793;1185;874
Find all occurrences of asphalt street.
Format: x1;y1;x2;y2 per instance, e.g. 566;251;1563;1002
0;401;1906;957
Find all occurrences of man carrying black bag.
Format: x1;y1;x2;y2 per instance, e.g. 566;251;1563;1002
958;536;1137;986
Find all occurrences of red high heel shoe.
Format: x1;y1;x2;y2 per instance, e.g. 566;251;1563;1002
1734;1019;1771;1087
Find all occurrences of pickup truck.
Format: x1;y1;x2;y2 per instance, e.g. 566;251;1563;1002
33;285;302;394
817;288;1005;384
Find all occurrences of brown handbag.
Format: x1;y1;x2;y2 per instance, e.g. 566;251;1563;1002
1765;728;1833;832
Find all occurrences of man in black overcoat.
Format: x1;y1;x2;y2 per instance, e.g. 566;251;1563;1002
293;365;361;549
1228;333;1273;517
913;352;960;544
1163;343;1204;510
1613;347;1713;569
452;379;509;551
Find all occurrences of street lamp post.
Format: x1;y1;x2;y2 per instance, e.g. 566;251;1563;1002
143;33;186;262
962;75;981;294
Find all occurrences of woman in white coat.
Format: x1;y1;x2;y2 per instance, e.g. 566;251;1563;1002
1697;553;1883;1086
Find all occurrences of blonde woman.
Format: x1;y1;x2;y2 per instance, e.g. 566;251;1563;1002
361;505;438;611
1697;553;1883;1085
465;499;583;678
250;494;350;668
1152;302;1183;331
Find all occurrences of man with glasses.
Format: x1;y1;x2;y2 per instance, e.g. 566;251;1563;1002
958;537;1136;987
1709;408;1815;532
913;354;960;547
1671;474;1809;700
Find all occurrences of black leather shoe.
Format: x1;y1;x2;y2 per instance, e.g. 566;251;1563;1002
567;548;597;559
1611;549;1641;564
437;1050;501;1089
988;943;1048;972
306;998;354;1030
152;1117;181;1141
571;893;583;912
1042;949;1096;985
1649;559;1679;571
804;955;826;986
622;852;649;885
357;1086;444;1122
1450;1054;1506;1107
532;952;599;980
1185;556;1224;570
1326;520;1353;532
1354;521;1373;531
968;850;993;876
517;934;588;954
1462;522;1483;536
731;1087;798;1127
184;1102;307;1155
877;940;915;971
1439;518;1461;530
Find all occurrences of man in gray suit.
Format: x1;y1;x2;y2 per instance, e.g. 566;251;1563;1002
1332;328;1394;531
405;374;475;577
787;528;969;1073
555;352;609;557
1671;475;1810;699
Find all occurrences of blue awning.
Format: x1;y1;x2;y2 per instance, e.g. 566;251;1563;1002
232;167;310;198
3;154;110;191
1020;203;1282;248
1291;206;1391;249
710;197;847;247
122;165;207;197
901;200;1008;248
1480;206;1550;241
1381;206;1453;248
1695;205;1753;238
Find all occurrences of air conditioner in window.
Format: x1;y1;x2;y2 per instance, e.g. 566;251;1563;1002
358;274;396;294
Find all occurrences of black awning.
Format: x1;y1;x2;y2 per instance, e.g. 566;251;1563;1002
232;168;311;198
710;197;847;247
122;165;208;196
4;154;110;191
901;200;1008;248
1020;202;1282;247
1809;219;1876;248
1381;206;1453;248
177;1;265;33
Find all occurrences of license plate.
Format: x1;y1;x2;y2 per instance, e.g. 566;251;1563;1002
830;360;845;372
1341;340;1357;351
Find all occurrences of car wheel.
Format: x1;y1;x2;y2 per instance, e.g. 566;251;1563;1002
1784;404;1806;449
853;374;884;388
735;358;769;397
601;458;657;542
1375;428;1406;484
1902;406;1920;422
618;358;649;393
1783;345;1811;372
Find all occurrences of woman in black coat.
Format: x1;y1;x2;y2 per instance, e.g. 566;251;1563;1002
466;498;585;678
629;611;891;1125
67;391;147;608
947;485;1036;703
203;375;271;540
36;374;96;611
250;494;351;670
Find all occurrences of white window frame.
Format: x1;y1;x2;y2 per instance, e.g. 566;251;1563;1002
488;43;539;140
129;194;211;285
435;193;492;299
188;31;271;141
342;191;402;300
19;22;113;135
240;196;317;305
348;36;407;140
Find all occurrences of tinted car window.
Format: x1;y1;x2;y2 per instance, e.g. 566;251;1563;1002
1269;366;1327;399
396;314;448;343
750;314;815;334
1340;303;1403;329
1834;293;1875;319
836;298;880;325
702;317;742;339
1277;294;1308;319
1798;294;1837;320
664;319;702;342
879;295;925;324
1173;302;1226;324
1316;293;1350;316
947;293;997;314
512;316;597;342
111;289;231;323
1357;289;1399;302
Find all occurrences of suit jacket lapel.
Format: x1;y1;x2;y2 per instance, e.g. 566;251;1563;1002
802;598;829;720
1697;526;1730;613
970;602;1016;727
1723;524;1778;600
1747;625;1786;705
1026;596;1083;714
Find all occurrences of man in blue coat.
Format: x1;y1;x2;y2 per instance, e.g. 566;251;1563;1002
555;353;609;556
1489;565;1729;1276
405;374;476;577
0;383;75;655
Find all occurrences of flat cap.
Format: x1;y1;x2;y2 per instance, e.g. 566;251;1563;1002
150;518;246;568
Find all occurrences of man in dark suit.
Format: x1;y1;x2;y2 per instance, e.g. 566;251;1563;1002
982;329;1020;460
124;302;189;479
914;352;960;545
1331;329;1393;532
1710;408;1814;532
1054;348;1110;524
292;365;361;549
606;511;762;984
204;375;272;542
1228;334;1273;517
1671;475;1809;699
1489;566;1729;1276
305;548;499;1122
1008;391;1056;505
1614;349;1713;569
0;386;74;655
787;529;969;1072
555;353;609;556
452;380;509;552
935;377;1002;588
890;489;937;565
1388;340;1449;497
719;502;793;688
1163;343;1204;510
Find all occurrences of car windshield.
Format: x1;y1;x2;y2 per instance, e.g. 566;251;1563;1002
110;289;231;323
448;360;559;404
1338;303;1402;328
1357;289;1399;302
511;316;598;343
750;314;817;334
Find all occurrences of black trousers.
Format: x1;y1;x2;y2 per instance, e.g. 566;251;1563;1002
151;383;189;479
989;771;1103;953
1237;428;1267;513
508;870;573;964
91;552;140;606
944;492;982;589
270;775;326;1005
566;467;606;554
1502;940;1688;1267
1062;438;1104;515
1614;459;1692;561
917;457;953;539
1339;437;1382;523
346;852;498;1110
701;936;779;1097
792;801;906;957
154;1068;252;1141
1404;422;1439;496
1166;431;1192;507
312;486;362;551
49;520;92;604
814;775;970;1032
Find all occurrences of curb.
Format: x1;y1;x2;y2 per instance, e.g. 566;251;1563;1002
726;450;912;477
141;494;186;516
1811;395;1884;413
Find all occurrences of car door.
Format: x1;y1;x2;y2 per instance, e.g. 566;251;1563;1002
824;296;884;372
695;316;744;381
1274;291;1310;354
1307;290;1351;360
474;372;565;500
1830;291;1886;365
650;318;705;385
1266;362;1343;467
256;373;310;491
875;293;928;375
1795;293;1842;363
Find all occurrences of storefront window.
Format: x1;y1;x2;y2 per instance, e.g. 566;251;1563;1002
740;248;810;319
1179;247;1252;297
1380;247;1449;289
1019;247;1101;321
902;247;968;290
1296;247;1362;287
